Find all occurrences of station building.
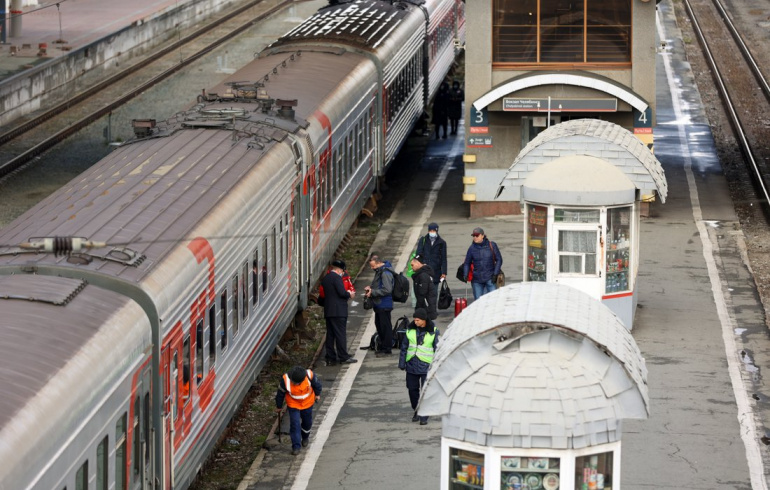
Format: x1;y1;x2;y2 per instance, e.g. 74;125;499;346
462;0;659;217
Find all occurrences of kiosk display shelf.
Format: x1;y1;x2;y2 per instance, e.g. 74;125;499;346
450;449;485;489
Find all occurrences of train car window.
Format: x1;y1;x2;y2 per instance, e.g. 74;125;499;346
279;221;284;270
271;227;277;282
143;394;150;464
284;211;289;266
231;275;239;338
208;305;216;367
183;336;191;402
252;253;259;307
132;397;140;476
116;413;127;490
75;460;87;490
241;263;248;322
337;143;344;196
346;132;352;180
196;319;204;384
171;357;178;422
97;436;108;490
357;119;363;166
220;291;228;350
262;239;268;293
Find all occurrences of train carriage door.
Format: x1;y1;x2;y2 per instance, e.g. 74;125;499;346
162;324;184;488
129;363;152;490
294;181;309;309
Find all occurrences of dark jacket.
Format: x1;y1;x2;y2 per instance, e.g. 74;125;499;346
274;371;322;409
398;320;439;375
369;260;394;310
320;270;351;318
463;238;502;283
412;265;438;320
432;86;449;124
415;234;447;283
448;86;464;120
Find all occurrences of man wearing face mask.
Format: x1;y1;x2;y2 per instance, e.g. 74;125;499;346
415;222;448;286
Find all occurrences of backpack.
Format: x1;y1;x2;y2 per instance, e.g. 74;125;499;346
390;270;410;303
362;315;409;351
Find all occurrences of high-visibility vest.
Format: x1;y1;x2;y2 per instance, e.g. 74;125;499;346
405;329;435;363
283;370;315;410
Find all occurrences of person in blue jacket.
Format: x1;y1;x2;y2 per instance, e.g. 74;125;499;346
398;308;439;425
463;227;503;300
364;254;395;356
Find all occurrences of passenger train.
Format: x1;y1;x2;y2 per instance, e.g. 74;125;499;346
0;0;464;489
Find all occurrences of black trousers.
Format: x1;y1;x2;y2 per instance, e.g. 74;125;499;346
373;308;393;353
325;316;350;361
406;372;427;409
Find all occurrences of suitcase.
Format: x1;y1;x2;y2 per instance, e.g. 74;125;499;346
454;297;467;317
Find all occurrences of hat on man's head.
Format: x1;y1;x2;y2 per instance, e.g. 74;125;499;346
472;227;484;236
428;222;439;231
413;308;428;321
331;259;346;270
411;254;425;264
289;366;307;384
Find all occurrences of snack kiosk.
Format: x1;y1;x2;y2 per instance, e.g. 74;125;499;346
418;283;649;490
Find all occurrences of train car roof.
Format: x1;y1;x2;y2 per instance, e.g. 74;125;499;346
0;51;366;283
271;0;412;50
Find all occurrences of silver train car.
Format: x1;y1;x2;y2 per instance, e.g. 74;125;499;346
0;0;464;489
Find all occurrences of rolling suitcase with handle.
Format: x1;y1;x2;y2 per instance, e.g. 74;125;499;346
454;284;468;317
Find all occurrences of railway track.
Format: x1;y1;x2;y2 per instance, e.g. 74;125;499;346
682;0;770;213
0;0;294;180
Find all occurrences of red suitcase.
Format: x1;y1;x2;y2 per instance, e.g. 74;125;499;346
454;297;467;317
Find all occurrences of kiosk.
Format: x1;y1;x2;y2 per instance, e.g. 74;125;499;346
418;283;649;490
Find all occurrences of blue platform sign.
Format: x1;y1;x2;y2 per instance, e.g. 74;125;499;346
469;106;489;134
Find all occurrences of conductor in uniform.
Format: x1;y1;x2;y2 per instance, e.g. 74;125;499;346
321;259;358;365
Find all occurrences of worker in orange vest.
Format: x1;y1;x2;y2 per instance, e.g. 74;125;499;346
275;366;322;455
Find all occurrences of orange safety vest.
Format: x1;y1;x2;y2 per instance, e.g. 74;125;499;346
283;370;316;410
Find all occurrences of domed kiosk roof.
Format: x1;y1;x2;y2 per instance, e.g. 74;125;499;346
418;282;649;449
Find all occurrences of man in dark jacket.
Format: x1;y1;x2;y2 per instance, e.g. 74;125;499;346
463;227;503;300
410;254;437;320
415;222;447;285
321;260;357;366
398;308;439;425
364;254;394;356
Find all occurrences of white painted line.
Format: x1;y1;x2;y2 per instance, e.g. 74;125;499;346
657;14;767;490
290;136;464;489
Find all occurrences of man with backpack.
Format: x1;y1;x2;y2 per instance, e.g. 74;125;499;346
274;366;322;455
398;308;439;425
410;254;438;320
364;254;395;357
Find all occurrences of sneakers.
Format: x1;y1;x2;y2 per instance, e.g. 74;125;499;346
419;417;429;425
341;357;358;364
291;448;300;456
411;412;420;422
302;439;309;447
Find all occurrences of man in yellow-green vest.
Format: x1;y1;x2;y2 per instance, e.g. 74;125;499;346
398;308;439;425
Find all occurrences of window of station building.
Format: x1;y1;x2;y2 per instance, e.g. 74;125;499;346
219;290;228;350
208;304;216;368
231;275;239;338
606;206;632;293
449;447;485;489
526;204;548;282
501;456;560;488
576;451;613;490
492;0;631;66
241;262;248;322
75;460;88;490
195;319;204;384
97;435;108;490
115;413;127;490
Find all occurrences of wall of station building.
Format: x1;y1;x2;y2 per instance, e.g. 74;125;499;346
462;0;659;217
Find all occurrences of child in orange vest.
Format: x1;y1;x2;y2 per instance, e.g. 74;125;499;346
275;366;322;455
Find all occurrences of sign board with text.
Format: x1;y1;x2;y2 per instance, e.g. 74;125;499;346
503;98;617;112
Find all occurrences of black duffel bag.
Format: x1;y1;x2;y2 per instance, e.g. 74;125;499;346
438;281;453;310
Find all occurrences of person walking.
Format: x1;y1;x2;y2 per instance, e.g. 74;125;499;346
364;254;395;356
410;254;438;320
398;308;439;425
274;366;322;455
463;227;503;300
448;80;464;136
415;222;447;285
432;82;450;140
320;259;357;366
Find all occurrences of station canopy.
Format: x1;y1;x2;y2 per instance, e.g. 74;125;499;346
418;282;649;449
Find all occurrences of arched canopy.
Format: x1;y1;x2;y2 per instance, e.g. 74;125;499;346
473;71;649;114
419;282;649;449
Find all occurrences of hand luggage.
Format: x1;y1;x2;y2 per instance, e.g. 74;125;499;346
454;297;467;317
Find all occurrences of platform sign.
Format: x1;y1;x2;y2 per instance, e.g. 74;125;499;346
503;98;617;112
633;107;654;153
468;136;493;148
469;106;489;134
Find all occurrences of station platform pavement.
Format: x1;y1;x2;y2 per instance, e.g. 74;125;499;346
241;2;768;489
0;0;192;79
